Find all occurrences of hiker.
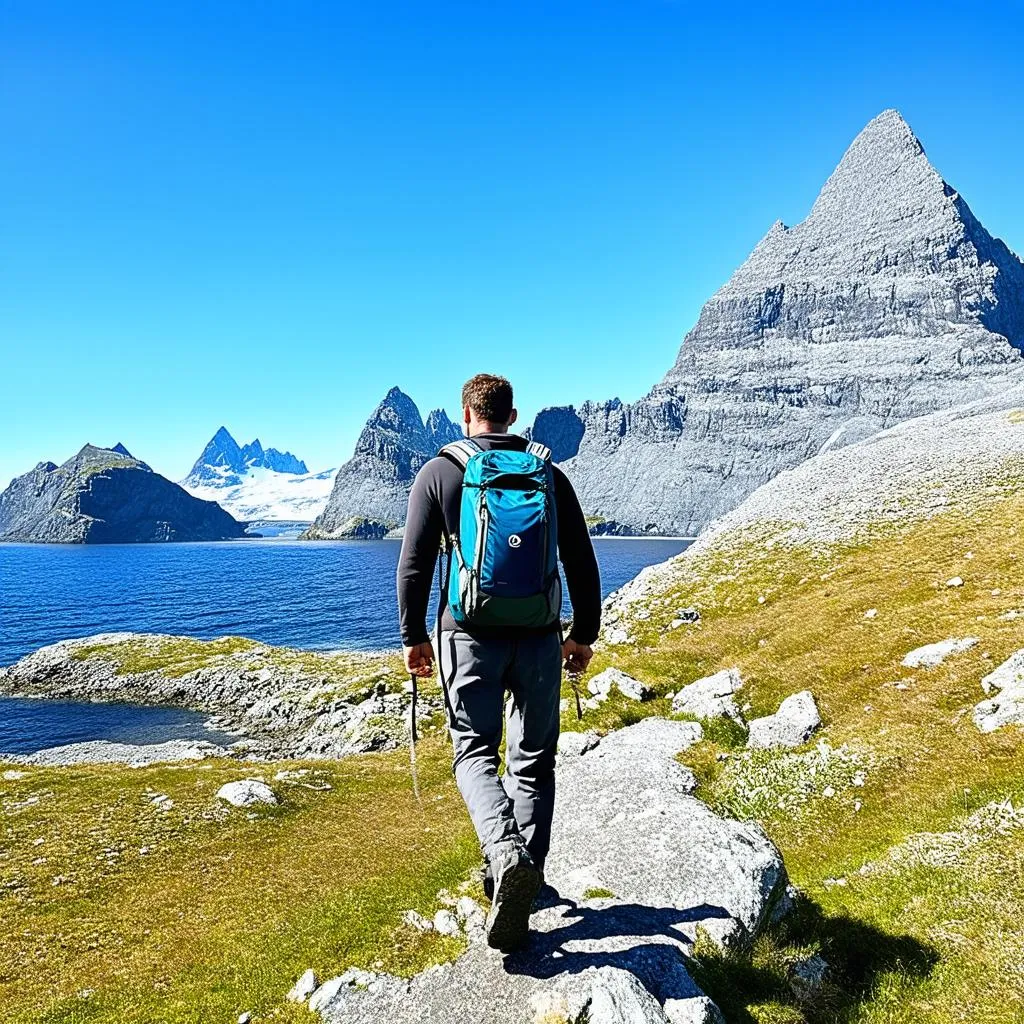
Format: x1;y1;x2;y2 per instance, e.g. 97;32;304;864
397;373;601;952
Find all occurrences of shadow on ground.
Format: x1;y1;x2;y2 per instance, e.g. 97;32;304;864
692;897;940;1023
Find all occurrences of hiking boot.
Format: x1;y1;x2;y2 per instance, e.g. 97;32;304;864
484;840;541;952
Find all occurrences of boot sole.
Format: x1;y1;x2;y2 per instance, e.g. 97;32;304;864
485;859;541;952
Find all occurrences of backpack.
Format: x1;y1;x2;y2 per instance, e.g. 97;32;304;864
438;438;561;628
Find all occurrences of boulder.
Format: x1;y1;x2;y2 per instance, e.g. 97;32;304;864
671;668;743;721
588;668;653;703
981;648;1024;694
287;969;319;1003
901;637;978;669
973;688;1024;733
216;780;278;807
747;691;821;750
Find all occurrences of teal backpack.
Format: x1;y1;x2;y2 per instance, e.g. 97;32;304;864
438;438;562;628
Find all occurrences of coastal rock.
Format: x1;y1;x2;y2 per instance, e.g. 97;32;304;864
0;444;246;544
303;389;461;538
217;780;278;807
671;668;743;721
560;109;1024;535
0;633;425;761
3;739;231;768
902;638;979;669
747;691;821;750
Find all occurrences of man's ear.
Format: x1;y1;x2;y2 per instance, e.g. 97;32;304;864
508;408;518;427
463;404;472;426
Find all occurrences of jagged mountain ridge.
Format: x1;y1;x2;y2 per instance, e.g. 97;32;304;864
562;109;1024;534
0;444;246;543
303;388;462;538
181;426;336;522
184;427;309;486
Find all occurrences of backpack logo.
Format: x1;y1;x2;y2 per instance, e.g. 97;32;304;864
508;534;522;549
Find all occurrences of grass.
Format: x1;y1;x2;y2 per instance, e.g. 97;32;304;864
68;634;405;698
7;472;1024;1023
559;483;1024;1022
0;741;478;1024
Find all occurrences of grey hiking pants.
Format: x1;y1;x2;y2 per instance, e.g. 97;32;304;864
437;630;562;867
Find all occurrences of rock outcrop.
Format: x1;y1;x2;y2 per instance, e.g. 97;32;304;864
303;388;462;538
305;718;787;1024
562;109;1024;535
0;633;423;760
0;444;247;543
525;406;586;463
181;426;336;522
600;382;1024;642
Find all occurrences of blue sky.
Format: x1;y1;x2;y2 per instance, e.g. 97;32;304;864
2;0;1023;487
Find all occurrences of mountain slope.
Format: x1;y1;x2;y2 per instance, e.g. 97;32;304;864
563;109;1024;535
181;427;336;521
303;389;462;538
0;444;246;543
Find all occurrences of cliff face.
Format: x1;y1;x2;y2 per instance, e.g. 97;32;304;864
302;389;462;538
562;109;1024;535
0;445;246;543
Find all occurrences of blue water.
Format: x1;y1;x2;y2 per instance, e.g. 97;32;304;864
0;538;690;666
0;697;239;755
0;538;690;753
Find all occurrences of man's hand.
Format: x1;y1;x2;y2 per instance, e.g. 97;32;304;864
562;638;594;675
404;642;435;678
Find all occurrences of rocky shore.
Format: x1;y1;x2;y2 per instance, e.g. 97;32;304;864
0;632;431;761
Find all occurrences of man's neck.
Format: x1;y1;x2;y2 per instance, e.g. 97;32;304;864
468;424;508;437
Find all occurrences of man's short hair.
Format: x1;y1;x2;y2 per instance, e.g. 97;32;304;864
462;373;514;424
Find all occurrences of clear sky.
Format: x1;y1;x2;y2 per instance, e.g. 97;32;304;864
2;0;1023;487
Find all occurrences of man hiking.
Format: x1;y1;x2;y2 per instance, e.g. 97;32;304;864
397;373;601;952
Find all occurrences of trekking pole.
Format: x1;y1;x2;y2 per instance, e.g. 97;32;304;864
408;672;422;805
568;669;584;722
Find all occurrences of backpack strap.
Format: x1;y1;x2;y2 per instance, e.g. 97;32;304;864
525;440;553;462
438;438;482;471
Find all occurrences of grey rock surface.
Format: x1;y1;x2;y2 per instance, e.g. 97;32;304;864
545;718;787;940
747;691;821;750
2;738;230;768
303;388;461;537
286;969;319;1003
981;648;1024;694
525;406;587;464
216;779;278;807
587;667;653;702
901;638;979;669
0;444;246;543
561;109;1024;535
557;731;601;758
602;383;1024;635
973;688;1024;734
671;668;743;721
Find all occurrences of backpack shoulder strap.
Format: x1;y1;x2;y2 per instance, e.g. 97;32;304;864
438;438;482;472
525;440;552;463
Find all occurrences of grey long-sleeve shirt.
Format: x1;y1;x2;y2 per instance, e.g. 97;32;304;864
396;432;601;646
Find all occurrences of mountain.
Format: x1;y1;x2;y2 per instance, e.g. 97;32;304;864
560;109;1024;535
302;388;462;539
0;444;246;543
180;427;335;521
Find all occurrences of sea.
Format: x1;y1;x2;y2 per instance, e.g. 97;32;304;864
0;537;691;754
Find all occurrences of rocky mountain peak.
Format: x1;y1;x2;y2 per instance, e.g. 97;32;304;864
185;428;309;486
424;408;462;450
565;109;1024;535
